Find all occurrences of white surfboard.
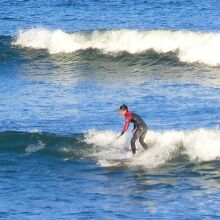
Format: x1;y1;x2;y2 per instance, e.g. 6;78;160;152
105;157;133;166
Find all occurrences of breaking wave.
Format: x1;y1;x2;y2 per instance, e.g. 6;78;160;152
84;128;220;168
0;128;219;168
13;27;220;66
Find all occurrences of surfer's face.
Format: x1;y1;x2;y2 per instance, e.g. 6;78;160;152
119;109;127;116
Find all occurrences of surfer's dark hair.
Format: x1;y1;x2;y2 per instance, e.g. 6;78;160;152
120;104;128;111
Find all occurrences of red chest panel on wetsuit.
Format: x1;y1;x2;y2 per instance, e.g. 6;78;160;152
121;111;147;135
121;111;133;134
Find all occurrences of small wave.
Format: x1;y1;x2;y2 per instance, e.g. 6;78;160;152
13;27;220;66
84;128;220;168
1;129;219;167
0;131;81;158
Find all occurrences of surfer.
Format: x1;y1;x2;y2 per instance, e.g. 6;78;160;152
117;104;148;156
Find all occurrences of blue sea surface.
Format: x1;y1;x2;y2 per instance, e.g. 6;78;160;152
1;0;220;35
0;0;220;219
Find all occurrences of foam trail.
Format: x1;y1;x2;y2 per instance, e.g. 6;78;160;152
84;128;220;168
25;140;45;153
14;28;220;66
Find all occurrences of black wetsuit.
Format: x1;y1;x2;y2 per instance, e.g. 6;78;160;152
121;111;148;154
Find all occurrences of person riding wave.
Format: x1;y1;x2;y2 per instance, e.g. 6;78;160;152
117;104;148;157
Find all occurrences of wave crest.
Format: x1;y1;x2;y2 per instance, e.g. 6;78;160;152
13;27;220;66
1;129;219;167
84;128;220;168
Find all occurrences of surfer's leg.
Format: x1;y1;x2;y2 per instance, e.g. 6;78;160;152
139;127;148;150
131;130;139;155
131;137;137;154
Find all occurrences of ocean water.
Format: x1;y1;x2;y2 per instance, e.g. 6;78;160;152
1;0;220;219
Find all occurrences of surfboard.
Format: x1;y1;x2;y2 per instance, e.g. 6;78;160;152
106;157;133;166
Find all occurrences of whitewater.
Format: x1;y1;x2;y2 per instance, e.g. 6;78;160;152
1;128;220;168
14;28;220;66
84;128;220;168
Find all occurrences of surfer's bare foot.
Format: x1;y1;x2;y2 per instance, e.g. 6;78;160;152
133;153;137;158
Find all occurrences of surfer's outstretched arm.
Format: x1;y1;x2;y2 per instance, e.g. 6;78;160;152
117;106;132;139
121;116;131;135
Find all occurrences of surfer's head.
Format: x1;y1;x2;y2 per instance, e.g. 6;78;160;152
119;104;128;116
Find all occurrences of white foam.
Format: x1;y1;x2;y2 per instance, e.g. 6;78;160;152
84;129;131;161
28;128;42;133
14;27;220;66
84;128;220;168
25;140;45;153
184;129;220;161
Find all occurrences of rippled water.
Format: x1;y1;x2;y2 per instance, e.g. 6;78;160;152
0;0;220;219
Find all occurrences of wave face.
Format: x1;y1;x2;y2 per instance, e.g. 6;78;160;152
1;128;220;168
13;28;220;66
0;131;86;160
